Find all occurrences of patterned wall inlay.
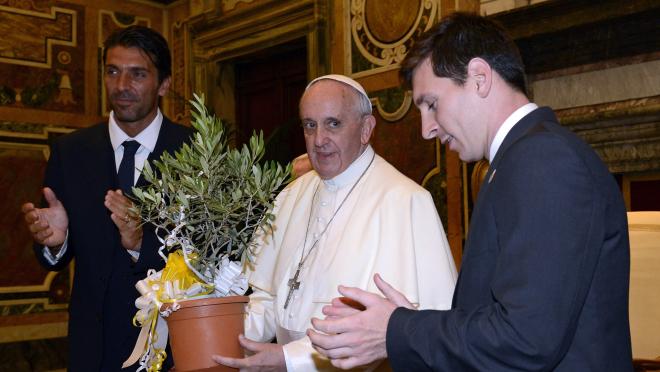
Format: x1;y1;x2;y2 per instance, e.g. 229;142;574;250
349;0;438;77
0;5;75;68
0;2;84;112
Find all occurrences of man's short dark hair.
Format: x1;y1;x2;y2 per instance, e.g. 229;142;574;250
103;25;171;84
400;12;528;96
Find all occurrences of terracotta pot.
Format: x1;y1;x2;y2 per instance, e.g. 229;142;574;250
166;296;249;371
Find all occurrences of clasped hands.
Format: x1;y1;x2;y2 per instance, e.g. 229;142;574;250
22;187;142;252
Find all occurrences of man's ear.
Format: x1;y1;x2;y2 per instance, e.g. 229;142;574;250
158;76;172;97
361;115;376;145
467;58;492;98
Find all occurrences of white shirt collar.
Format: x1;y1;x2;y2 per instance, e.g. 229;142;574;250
488;103;538;161
323;145;375;190
108;109;163;152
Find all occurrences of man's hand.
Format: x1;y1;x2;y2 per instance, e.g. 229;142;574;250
104;190;142;251
211;334;286;372
307;274;414;370
21;187;68;249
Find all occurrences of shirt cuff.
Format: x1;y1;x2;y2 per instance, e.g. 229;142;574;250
42;229;69;265
282;335;334;371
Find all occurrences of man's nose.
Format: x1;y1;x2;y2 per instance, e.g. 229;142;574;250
421;114;440;140
117;72;131;91
313;127;328;147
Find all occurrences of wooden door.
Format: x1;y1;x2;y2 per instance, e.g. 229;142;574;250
235;38;308;166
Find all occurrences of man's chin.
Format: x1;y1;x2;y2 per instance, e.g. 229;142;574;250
112;109;140;124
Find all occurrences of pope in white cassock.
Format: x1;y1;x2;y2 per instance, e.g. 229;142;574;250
213;74;457;371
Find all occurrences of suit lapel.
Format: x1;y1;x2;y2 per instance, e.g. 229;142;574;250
80;123;118;192
489;107;557;170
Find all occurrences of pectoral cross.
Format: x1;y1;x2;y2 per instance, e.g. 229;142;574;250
284;262;303;309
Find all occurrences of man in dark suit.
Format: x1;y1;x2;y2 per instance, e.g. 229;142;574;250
308;12;633;371
21;26;191;371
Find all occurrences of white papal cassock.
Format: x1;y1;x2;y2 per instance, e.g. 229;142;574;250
246;146;458;371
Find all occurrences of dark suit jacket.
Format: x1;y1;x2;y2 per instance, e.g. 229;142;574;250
387;107;633;371
34;117;191;372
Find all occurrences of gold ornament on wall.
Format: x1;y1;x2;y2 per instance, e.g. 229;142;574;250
349;0;438;77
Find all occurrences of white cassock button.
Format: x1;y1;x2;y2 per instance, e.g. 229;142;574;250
289;314;294;319
321;201;327;206
313;233;319;238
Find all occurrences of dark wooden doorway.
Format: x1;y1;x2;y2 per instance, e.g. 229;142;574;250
235;38;308;166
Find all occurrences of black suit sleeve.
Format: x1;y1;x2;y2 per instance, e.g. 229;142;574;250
387;133;607;371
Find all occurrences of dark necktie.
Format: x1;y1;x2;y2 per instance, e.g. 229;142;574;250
117;140;140;194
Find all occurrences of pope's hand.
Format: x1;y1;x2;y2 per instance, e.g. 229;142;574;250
21;187;69;250
104;190;142;251
212;334;286;371
308;274;414;369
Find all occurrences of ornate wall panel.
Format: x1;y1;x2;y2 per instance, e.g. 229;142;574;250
0;2;84;113
0;124;72;372
347;0;438;78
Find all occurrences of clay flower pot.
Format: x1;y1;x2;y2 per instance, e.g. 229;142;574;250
167;296;249;371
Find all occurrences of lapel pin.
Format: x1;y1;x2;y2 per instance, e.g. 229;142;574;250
488;169;496;184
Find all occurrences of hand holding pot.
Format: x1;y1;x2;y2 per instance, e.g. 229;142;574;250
212;334;286;371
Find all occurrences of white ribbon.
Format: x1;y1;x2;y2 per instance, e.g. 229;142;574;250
123;269;165;369
213;258;249;297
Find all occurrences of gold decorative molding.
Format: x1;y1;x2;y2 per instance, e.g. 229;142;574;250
370;89;413;122
223;0;254;11
348;0;438;78
557;96;660;174
0;319;67;343
0;124;71;141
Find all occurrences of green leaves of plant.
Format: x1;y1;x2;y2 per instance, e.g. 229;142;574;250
132;93;291;278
